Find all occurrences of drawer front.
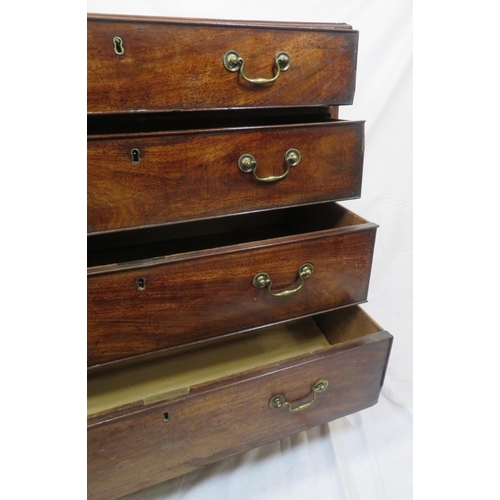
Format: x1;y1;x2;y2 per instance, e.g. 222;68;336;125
87;227;376;366
88;121;364;234
87;330;392;500
87;16;358;114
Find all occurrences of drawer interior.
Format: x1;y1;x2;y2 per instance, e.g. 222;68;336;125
87;306;382;418
87;107;335;136
87;202;368;268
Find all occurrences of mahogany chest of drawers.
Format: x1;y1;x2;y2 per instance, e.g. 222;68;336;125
87;13;392;499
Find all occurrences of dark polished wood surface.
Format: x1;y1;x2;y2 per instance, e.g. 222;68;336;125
87;15;358;114
87;308;392;499
87;120;364;234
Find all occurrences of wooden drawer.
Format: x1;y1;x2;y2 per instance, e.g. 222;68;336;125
87;119;364;234
87;14;358;114
87;305;392;499
87;203;377;366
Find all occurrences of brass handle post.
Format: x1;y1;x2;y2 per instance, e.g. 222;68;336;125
223;50;291;85
253;263;314;297
269;380;329;412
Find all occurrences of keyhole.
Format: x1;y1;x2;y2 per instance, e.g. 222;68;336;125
130;148;141;164
136;277;146;291
113;36;124;55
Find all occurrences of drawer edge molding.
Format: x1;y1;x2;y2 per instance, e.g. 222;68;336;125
87;119;366;144
87;13;355;34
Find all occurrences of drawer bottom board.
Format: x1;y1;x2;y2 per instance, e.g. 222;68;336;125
87;306;392;499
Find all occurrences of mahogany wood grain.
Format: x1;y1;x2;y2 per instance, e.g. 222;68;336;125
87;220;377;366
87;120;364;234
87;15;358;114
87;309;392;499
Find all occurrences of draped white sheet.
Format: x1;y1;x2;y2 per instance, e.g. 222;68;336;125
86;1;413;498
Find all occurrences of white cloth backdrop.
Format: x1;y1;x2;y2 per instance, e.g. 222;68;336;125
86;1;413;498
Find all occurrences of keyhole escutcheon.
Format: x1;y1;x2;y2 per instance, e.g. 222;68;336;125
130;148;141;164
136;277;146;291
113;36;124;55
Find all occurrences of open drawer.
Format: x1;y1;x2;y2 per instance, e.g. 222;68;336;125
87;305;392;500
87;202;378;366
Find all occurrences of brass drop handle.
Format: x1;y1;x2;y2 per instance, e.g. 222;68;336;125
223;50;291;85
238;149;301;183
253;263;314;297
269;380;329;412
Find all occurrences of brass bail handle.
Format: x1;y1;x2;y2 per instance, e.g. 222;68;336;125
238;149;301;183
269;380;329;412
223;50;291;85
253;263;314;297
